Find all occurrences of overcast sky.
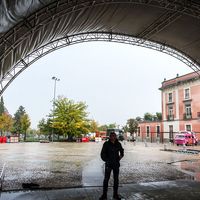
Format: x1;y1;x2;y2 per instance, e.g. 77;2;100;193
3;42;192;129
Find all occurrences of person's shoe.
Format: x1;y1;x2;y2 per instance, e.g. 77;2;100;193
113;194;121;200
99;194;107;200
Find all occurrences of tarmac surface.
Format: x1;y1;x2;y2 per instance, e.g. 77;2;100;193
1;142;200;199
1;180;200;200
1;142;200;191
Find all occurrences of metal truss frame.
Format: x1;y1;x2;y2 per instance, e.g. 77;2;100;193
0;31;199;95
136;10;182;40
1;0;200;64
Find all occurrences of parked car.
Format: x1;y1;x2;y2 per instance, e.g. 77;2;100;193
174;131;198;146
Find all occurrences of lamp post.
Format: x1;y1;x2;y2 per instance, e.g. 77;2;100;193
51;76;60;142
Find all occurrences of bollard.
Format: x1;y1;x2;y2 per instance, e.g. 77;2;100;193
145;141;148;147
183;143;186;151
164;144;167;151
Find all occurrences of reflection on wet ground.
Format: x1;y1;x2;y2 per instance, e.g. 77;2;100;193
0;142;200;191
82;157;103;186
171;159;200;181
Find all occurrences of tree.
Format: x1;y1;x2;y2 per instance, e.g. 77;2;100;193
144;112;153;121
20;113;31;141
88;120;99;133
0;96;5;115
107;123;117;129
28;128;38;136
38;118;55;139
98;124;108;131
38;118;48;135
122;124;129;133
0;113;13;136
98;123;117;131
136;116;142;122
125;118;138;135
156;112;162;121
13;106;26;134
52;97;89;139
99;123;117;131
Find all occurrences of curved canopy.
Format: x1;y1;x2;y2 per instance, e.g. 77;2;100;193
0;0;200;84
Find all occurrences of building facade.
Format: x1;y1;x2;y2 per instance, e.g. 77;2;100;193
137;72;200;143
137;121;163;143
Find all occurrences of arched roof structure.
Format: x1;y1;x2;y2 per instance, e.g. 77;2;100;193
0;0;200;94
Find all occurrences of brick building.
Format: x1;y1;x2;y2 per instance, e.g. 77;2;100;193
137;72;200;143
137;121;163;143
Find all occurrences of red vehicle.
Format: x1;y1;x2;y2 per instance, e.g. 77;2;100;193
81;137;89;142
174;131;198;146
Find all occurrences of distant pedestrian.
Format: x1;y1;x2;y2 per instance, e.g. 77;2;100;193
99;132;124;200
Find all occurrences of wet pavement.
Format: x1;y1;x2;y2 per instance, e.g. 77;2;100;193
0;141;200;199
1;180;200;199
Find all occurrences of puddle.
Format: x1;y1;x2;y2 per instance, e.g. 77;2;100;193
173;159;200;181
82;157;104;186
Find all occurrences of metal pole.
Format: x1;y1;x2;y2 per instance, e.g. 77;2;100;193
52;79;55;142
52;76;60;142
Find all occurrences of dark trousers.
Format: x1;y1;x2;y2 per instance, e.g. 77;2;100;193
103;163;119;195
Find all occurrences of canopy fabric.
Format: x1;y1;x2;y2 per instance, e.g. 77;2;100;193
0;0;200;80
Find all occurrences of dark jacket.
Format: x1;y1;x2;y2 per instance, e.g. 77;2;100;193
101;139;124;168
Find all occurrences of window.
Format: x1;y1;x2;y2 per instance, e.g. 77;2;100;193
168;106;174;120
168;93;173;103
169;125;174;142
168;106;173;116
186;125;191;131
146;126;150;137
156;126;160;137
184;88;190;99
137;127;140;137
185;104;192;118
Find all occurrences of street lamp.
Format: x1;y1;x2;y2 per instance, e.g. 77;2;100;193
51;76;60;142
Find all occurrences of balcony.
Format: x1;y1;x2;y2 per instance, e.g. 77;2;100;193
183;113;192;120
167;115;174;121
183;98;192;102
166;101;174;105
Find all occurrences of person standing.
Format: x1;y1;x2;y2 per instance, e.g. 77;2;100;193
99;131;124;200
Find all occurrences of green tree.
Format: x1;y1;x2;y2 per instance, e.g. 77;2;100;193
122;125;129;133
38;118;48;135
98;124;108;131
0;96;5;115
0;113;13;136
144;112;153;121
136;116;142;122
107;123;117;129
156;112;162;120
28;128;38;136
125;118;138;135
52;97;89;139
38;118;55;140
20;113;31;141
13;106;26;134
98;123;117;131
88;120;99;133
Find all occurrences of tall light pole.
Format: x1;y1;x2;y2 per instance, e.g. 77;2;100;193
52;76;60;142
